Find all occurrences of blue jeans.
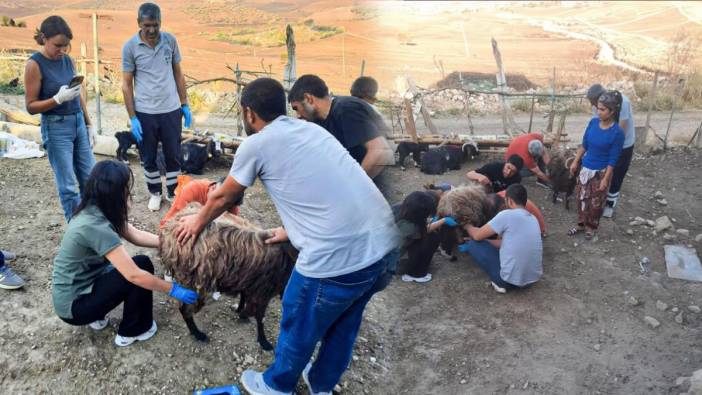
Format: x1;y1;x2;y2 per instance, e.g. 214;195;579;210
40;112;95;221
263;251;397;393
463;240;513;289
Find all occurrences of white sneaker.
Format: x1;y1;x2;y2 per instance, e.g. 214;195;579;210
89;318;109;331
401;273;432;283
491;281;507;294
438;247;452;259
302;362;332;395
602;206;614;218
147;194;162;211
240;370;292;395
114;320;157;347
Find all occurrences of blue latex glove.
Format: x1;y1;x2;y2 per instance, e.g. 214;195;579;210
130;116;143;144
169;282;198;304
435;183;452;192
431;215;439;223
444;216;459;227
181;104;192;128
458;242;471;253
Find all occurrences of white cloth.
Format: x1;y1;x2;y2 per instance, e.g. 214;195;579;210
0;132;44;159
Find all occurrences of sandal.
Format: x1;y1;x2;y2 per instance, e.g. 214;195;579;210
584;229;595;240
567;227;584;236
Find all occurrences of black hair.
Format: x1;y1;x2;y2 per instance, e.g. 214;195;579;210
288;74;329;103
586;83;606;105
483;193;505;221
73;160;133;236
507;154;524;171
240;78;287;122
505;184;527;206
34;16;73;45
399;191;438;238
138;2;161;22
598;90;623;123
350;76;378;101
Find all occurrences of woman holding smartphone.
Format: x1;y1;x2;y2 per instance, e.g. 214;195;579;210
25;15;96;221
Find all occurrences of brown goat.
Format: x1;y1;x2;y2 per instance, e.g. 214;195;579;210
160;203;297;350
547;149;578;210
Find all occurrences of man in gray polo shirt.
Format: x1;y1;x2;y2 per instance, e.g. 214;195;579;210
122;2;192;211
176;78;399;395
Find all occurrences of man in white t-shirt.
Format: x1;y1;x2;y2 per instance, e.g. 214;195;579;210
176;78;399;395
458;184;542;294
586;84;635;218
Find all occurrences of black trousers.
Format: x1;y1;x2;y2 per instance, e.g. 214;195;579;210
405;232;441;277
137;108;182;196
61;255;154;337
607;145;634;207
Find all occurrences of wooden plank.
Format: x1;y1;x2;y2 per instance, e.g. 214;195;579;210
491;38;521;136
283;25;296;90
406;77;438;135
640;71;658;149
403;99;418;143
0;102;40;126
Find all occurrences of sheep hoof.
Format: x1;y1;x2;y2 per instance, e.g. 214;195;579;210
259;339;274;351
193;331;209;342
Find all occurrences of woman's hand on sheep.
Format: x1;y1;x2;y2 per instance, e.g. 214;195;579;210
169;282;198;304
265;227;288;244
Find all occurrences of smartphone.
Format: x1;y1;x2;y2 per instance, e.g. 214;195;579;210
69;75;84;88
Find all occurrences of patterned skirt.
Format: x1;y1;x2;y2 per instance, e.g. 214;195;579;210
575;169;608;229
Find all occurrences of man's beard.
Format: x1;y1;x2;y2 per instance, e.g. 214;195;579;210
243;119;257;136
302;102;323;122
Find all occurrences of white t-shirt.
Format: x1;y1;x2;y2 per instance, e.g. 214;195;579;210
488;208;543;286
230;116;398;278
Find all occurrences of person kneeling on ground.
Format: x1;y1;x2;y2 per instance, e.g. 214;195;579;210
52;160;198;347
0;250;24;290
504;132;551;188
160;176;243;229
458;184;543;294
466;154;524;193
394;191;458;283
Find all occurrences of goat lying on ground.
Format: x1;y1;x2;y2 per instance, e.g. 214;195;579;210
160;203;297;350
397;141;430;169
547;149;578;210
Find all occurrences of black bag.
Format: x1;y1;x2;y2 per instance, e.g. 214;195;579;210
181;142;210;175
420;148;448;175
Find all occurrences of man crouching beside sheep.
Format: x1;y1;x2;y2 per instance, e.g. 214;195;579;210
176;78;399;395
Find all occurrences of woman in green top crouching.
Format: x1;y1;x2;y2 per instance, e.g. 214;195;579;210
51;160;198;346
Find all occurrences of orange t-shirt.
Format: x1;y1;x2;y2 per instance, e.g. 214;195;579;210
504;133;544;171
160;179;240;228
497;190;546;235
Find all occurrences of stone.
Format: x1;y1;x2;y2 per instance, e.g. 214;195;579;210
593;344;601;351
672;307;679;313
696;234;702;243
243;355;254;365
460;379;467;384
369;357;376;363
644;316;660;328
688;305;701;313
656;300;668;311
334;384;342;392
663;233;675;241
629;220;641;226
646;220;655;227
627;296;640;306
654;191;663;198
656;199;668;206
655;216;673;232
675;312;684;324
635;216;646;223
626;229;634;235
677;229;690;237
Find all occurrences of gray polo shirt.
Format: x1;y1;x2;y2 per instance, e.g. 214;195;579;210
122;32;182;114
230;116;399;278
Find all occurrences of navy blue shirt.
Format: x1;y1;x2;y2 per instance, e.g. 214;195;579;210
581;118;625;170
30;52;80;116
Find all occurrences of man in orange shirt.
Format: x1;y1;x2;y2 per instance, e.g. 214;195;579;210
160;177;242;228
492;191;546;237
504;133;551;187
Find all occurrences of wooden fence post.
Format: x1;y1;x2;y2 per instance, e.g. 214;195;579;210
491;38;521;136
641;71;658;148
92;13;102;135
283;25;296;90
528;94;535;133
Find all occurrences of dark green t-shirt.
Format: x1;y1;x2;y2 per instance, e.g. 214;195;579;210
52;205;122;319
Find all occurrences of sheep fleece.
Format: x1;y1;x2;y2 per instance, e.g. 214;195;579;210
437;184;487;226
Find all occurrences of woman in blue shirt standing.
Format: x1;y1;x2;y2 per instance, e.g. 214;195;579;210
24;16;96;221
568;91;625;239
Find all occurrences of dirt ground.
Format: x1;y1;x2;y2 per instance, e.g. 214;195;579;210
2;136;702;393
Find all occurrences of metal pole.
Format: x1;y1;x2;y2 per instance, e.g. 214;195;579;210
92;13;102;135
